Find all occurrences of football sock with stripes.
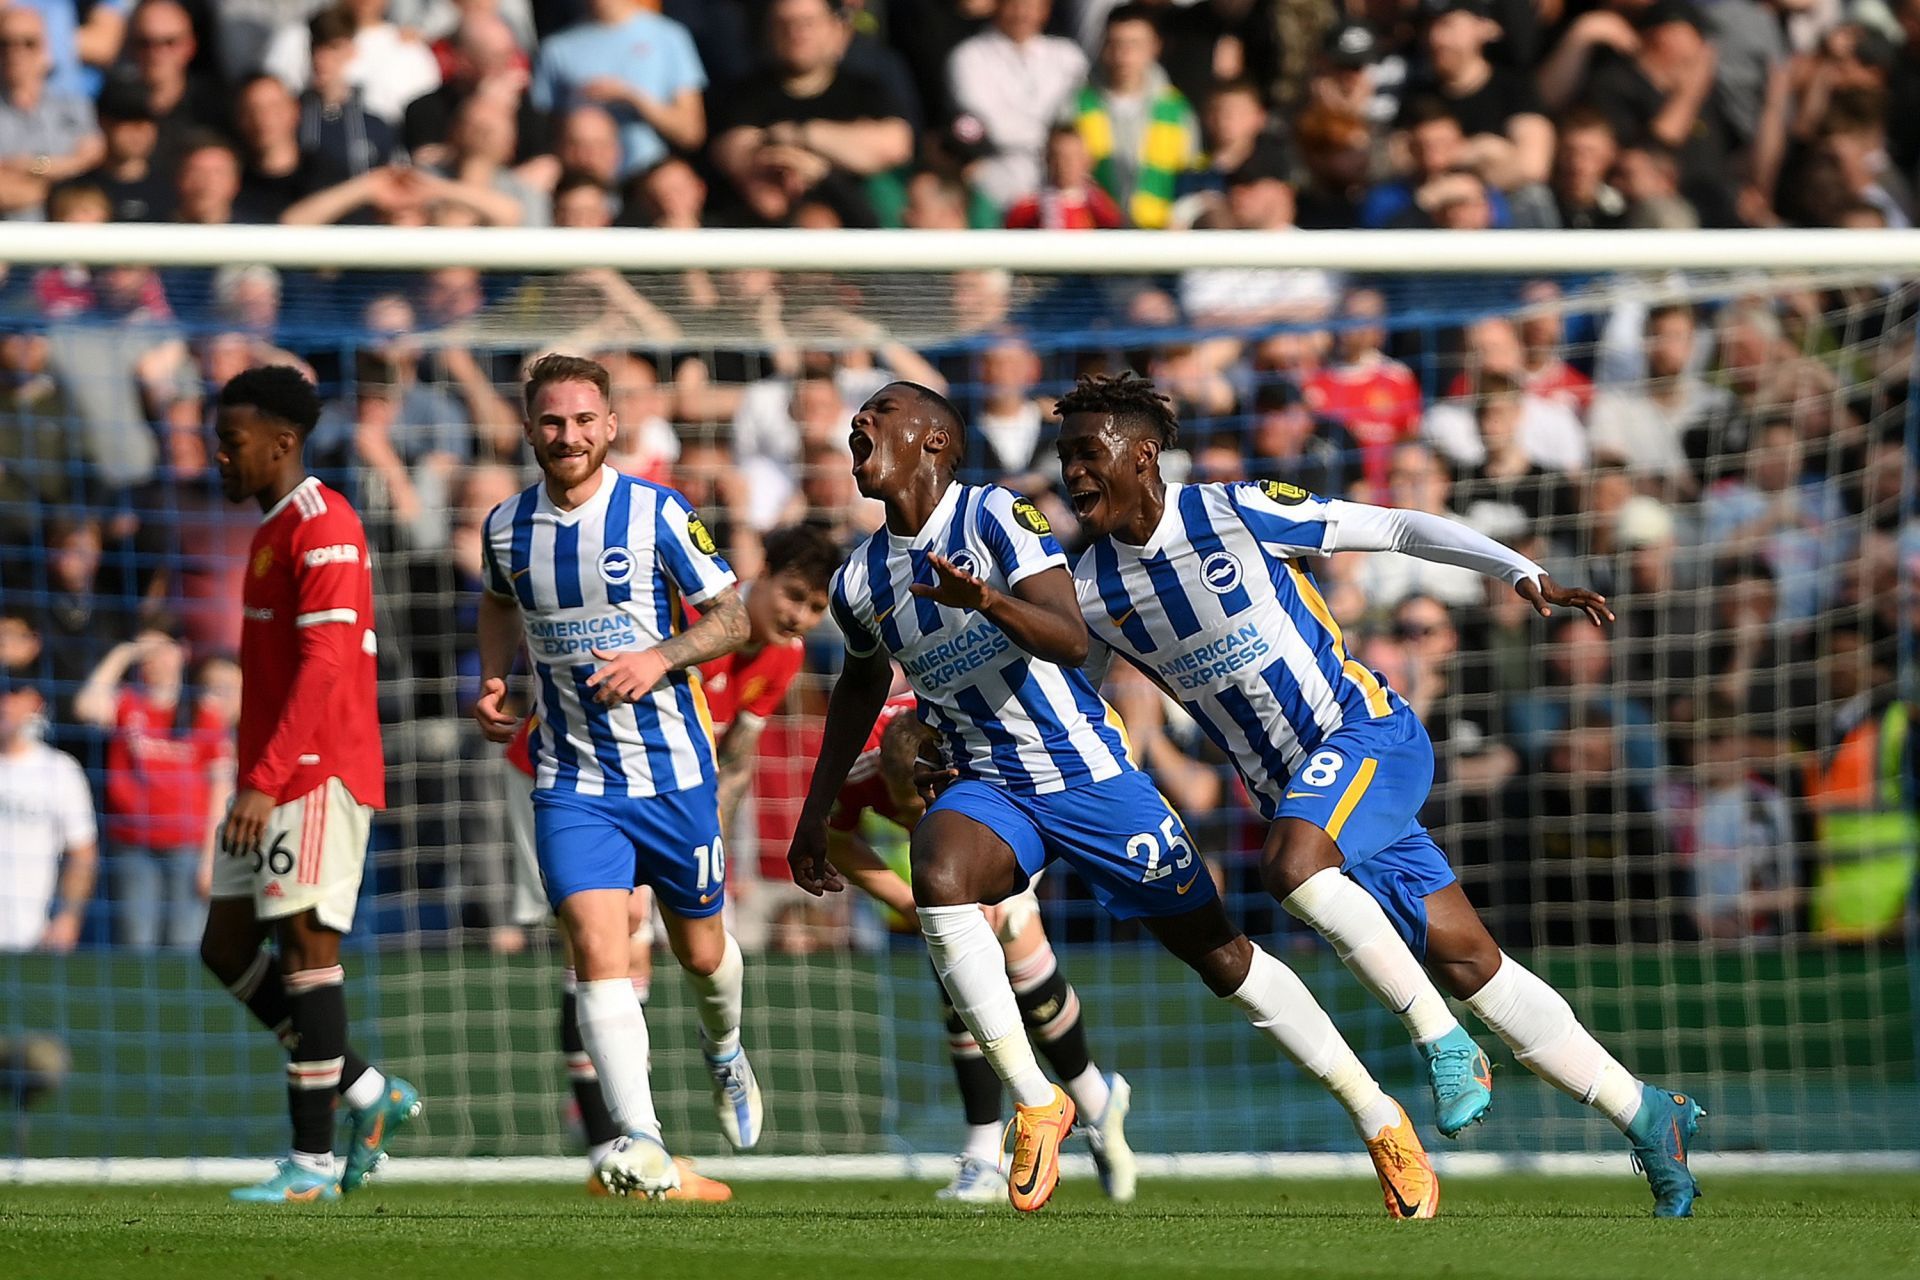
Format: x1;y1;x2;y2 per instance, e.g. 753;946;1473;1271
284;964;351;1174
920;904;1054;1108
574;977;660;1139
685;931;745;1059
1465;953;1644;1132
227;950;381;1111
1281;867;1459;1046
1230;944;1400;1137
936;965;1006;1129
1011;941;1109;1120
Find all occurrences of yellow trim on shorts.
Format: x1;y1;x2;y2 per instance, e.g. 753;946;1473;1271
1325;757;1379;840
1285;563;1392;718
1103;698;1139;765
688;672;717;749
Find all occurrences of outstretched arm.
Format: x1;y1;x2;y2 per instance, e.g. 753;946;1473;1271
911;556;1089;667
1323;499;1612;625
788;645;894;895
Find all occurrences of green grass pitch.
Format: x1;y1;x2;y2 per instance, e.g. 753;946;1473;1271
5;1176;1917;1280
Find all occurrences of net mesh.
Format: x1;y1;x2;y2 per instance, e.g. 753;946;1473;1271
1;250;1915;1163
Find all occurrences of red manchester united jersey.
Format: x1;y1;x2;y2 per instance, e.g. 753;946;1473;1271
238;477;385;808
1306;358;1423;491
699;638;804;731
828;695;921;832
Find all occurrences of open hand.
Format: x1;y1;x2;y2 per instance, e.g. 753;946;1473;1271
586;647;670;705
220;788;275;857
909;552;996;612
1517;573;1613;627
473;676;521;743
787;817;845;896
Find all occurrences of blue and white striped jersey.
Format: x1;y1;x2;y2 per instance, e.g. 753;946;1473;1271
830;482;1130;795
483;465;735;797
1073;480;1404;818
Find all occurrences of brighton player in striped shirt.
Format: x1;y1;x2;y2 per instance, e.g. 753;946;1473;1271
472;354;760;1199
200;367;419;1203
1055;372;1705;1217
788;382;1441;1217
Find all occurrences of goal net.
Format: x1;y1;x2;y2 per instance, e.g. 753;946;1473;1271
0;226;1914;1171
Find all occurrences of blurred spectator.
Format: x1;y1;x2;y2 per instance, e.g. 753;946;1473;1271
1403;0;1553;190
1422;317;1587;474
1393;593;1517;812
1179;163;1337;325
1590;303;1735;495
123;1;226;172
711;0;912;226
404;7;549;165
283;157;521;226
0;331;82;540
1700;417;1847;624
0;4;105;219
1246;380;1354;498
629;153;706;228
230;73;304;222
0;664;97;954
1513;281;1593;414
1312;19;1395;129
1063;3;1200;228
423;93;544;225
1172;76;1284;227
1305;287;1422;493
1508;611;1666;779
170;133;240;225
956;331;1054;488
1684;708;1797;938
1290;100;1372;229
1003;123;1122;228
266;0;442;126
597;349;679;485
1615;138;1700;228
292;7;400;197
949;0;1088;208
75;75;168;222
1346;440;1485;608
530;0;704;181
1360;97;1511;227
1548;106;1625;229
1452;374;1577;529
1803;624;1917;940
13;0;128;101
73;622;231;950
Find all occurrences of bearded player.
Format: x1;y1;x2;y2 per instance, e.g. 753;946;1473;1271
1055;372;1704;1217
827;695;1135;1204
498;523;840;1198
788;382;1441;1217
200;367;419;1203
474;354;759;1199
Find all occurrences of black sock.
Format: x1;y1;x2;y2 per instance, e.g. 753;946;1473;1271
934;964;1003;1126
560;988;622;1147
285;965;351;1159
1017;958;1091;1083
228;950;373;1102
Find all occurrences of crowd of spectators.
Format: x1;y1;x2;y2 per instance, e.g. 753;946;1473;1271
0;0;1916;957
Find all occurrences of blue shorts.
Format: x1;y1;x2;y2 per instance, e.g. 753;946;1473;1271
926;770;1219;922
532;782;726;918
1276;709;1457;957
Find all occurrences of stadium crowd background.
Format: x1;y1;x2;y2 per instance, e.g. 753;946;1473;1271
0;0;1915;962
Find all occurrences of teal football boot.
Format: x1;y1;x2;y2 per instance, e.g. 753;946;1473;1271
1420;1024;1493;1137
1627;1085;1706;1217
341;1076;422;1193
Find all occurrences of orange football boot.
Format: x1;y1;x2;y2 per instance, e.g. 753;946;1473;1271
1364;1102;1440;1220
1005;1085;1076;1212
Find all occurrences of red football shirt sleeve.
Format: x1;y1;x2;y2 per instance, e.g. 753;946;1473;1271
242;510;367;797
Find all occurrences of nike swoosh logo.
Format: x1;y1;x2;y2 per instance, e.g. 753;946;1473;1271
1285;790;1320;800
511;567;532;580
1176;870;1200;894
700;892;718;905
1384;1179;1421;1218
873;604;895;625
1112;606;1136;627
1011;1132;1052;1198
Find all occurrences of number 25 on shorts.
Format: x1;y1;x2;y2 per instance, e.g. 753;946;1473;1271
1126;814;1197;885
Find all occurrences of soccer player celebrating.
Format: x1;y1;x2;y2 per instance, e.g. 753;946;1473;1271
498;522;840;1198
827;695;1136;1204
473;354;760;1199
1055;372;1704;1217
789;382;1440;1217
200;367;419;1203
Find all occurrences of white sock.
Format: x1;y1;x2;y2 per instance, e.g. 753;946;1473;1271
686;931;745;1059
962;1122;1002;1165
1466;953;1644;1132
342;1066;386;1113
1062;1064;1110;1120
1230;944;1400;1137
588;1138;618;1172
920;904;1054;1107
574;978;660;1138
289;1149;335;1178
1283;868;1458;1045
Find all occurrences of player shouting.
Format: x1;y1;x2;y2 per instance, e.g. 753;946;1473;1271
200;367;419;1203
788;382;1440;1218
498;523;841;1198
1054;372;1704;1217
473;354;760;1199
827;695;1136;1204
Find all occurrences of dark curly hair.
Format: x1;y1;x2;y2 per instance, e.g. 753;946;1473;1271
219;365;321;437
761;523;843;593
1053;371;1180;447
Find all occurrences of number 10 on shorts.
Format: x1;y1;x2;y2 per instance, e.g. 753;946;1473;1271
694;838;726;893
1126;814;1195;884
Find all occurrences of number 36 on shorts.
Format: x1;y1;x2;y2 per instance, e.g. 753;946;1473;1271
1125;814;1196;884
